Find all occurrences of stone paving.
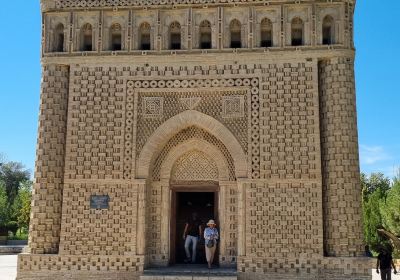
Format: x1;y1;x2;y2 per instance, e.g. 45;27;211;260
0;254;18;280
0;254;398;280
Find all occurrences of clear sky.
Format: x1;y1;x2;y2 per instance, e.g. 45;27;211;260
0;1;399;179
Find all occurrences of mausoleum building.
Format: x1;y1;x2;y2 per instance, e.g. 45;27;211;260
17;0;373;279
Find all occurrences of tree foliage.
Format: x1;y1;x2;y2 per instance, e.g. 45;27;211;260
12;180;32;230
0;155;32;238
362;173;389;251
362;171;400;254
0;161;30;205
0;182;9;229
380;178;400;236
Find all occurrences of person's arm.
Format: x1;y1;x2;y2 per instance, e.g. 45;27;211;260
198;224;202;239
183;223;189;240
392;259;397;274
376;258;380;274
204;228;210;240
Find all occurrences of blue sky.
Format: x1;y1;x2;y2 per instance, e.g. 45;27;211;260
0;1;399;179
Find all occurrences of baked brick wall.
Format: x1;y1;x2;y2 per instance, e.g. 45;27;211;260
65;66;126;180
319;57;364;257
259;62;320;180
58;183;138;256
28;64;70;254
17;254;144;280
243;181;323;259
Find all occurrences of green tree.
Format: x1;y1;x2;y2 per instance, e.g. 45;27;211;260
380;176;400;236
0;182;9;226
0;161;30;205
12;180;32;231
363;188;387;250
361;172;391;251
361;172;391;199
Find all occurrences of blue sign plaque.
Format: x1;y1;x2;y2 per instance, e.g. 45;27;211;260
90;195;110;209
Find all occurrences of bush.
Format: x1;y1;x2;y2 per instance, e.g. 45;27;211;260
5;221;18;236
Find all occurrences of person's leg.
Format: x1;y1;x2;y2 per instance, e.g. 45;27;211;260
191;236;198;263
380;269;385;280
209;245;216;265
184;236;192;261
386;268;391;280
205;245;211;268
381;269;390;280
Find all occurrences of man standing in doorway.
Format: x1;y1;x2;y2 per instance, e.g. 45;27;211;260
183;212;202;264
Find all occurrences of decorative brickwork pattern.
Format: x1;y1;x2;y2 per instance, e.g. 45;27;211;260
245;182;323;259
65;67;126;180
18;254;144;280
259;62;320;180
223;184;238;263
28;64;70;254
171;150;219;181
130;85;250;157
152;126;236;181
238;256;372;279
146;182;163;264
59;183;138;256
318;57;364;257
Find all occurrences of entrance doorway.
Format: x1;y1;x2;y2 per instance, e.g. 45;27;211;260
170;187;218;265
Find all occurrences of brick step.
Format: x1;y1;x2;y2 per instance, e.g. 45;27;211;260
140;277;237;280
140;265;237;280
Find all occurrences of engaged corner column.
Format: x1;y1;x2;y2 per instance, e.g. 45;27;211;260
136;179;147;257
28;64;70;255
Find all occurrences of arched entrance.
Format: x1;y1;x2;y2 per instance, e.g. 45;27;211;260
136;111;247;268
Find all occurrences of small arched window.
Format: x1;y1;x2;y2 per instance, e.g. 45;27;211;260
81;23;93;51
230;19;241;48
260;18;272;48
170;22;181;50
291;17;304;46
110;23;122;51
199;20;212;49
139;22;151;50
54;23;65;52
322;15;334;45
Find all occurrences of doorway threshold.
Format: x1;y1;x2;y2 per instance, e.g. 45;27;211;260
142;264;237;277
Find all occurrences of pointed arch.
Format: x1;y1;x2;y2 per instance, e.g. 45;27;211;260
260;18;273;47
159;139;230;181
137;110;247;179
139;22;151;50
169;21;181;50
53;23;65;52
322;15;334;45
110;23;122;51
80;23;93;51
230;19;242;48
291;17;304;46
199;20;212;49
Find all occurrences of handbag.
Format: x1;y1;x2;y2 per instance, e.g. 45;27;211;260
206;239;215;248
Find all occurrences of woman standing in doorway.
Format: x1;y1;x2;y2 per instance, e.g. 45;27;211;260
204;219;219;269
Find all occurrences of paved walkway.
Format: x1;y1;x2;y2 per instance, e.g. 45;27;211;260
0;254;18;280
0;254;398;280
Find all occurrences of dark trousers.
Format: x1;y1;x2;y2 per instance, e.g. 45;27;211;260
380;268;392;280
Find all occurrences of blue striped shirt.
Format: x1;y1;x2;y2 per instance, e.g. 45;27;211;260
204;227;219;241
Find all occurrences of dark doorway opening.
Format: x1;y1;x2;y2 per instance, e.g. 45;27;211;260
171;189;218;265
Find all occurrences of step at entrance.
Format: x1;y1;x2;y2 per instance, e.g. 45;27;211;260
140;265;237;280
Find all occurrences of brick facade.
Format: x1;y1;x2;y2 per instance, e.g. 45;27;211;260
18;0;371;279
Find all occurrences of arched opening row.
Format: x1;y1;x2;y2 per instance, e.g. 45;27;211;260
51;16;336;52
